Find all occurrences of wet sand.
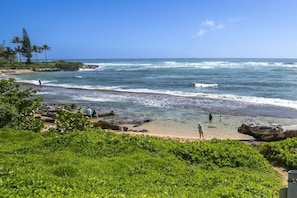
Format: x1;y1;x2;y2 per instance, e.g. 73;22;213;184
120;113;297;141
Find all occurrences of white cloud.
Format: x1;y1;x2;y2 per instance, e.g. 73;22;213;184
203;20;215;27
202;19;225;30
197;29;207;37
195;17;241;38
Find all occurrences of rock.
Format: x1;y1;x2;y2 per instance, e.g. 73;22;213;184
40;116;55;123
97;111;115;117
94;120;128;131
81;65;99;69
33;68;60;72
133;119;152;127
238;123;297;141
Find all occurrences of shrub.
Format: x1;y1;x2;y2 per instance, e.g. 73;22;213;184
55;61;83;71
258;137;297;170
0;78;43;132
55;107;92;133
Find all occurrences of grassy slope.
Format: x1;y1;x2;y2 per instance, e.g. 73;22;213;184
0;128;283;197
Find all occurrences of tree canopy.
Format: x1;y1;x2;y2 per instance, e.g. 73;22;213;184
0;78;43;131
0;28;50;64
21;28;32;64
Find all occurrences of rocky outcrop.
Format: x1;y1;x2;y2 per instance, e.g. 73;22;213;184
33;68;60;72
238;123;297;141
81;65;99;69
35;104;153;133
94;120;128;131
97;111;115;117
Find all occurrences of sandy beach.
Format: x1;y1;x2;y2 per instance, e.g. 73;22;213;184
0;69;33;74
114;112;297;142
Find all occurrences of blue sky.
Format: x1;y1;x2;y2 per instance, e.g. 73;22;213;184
1;0;297;59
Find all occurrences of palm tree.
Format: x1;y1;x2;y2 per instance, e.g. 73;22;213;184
11;36;22;62
3;47;16;63
41;44;50;62
32;45;41;62
14;46;22;62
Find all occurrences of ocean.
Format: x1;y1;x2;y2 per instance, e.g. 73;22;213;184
10;58;297;135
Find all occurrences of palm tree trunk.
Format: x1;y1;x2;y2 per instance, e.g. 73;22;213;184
45;50;47;62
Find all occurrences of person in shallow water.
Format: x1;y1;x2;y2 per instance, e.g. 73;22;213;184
209;113;213;121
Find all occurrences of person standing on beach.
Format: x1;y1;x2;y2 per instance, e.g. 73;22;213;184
198;122;204;139
86;107;92;117
209;113;213;121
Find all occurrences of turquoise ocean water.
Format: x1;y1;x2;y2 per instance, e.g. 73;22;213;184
11;58;297;126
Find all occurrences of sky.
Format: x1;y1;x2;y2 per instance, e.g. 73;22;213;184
1;0;297;59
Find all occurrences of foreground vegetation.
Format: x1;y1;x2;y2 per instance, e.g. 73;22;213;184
0;128;283;197
258;138;297;170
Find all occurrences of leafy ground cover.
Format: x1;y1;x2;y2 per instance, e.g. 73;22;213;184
258;137;297;170
0;128;283;197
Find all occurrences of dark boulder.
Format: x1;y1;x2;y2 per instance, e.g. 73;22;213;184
94;120;128;131
238;123;297;141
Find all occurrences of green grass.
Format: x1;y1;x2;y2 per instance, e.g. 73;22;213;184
0;128;283;197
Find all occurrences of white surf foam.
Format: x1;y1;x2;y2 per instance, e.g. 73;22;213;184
195;83;218;88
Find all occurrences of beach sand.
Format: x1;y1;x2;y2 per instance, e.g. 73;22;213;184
0;69;33;74
118;113;297;142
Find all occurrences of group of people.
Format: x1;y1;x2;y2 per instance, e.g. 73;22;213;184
86;107;98;118
197;113;222;140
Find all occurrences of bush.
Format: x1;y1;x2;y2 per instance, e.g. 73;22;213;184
258;138;297;170
55;107;92;133
170;139;272;171
55;61;83;71
0;78;43;132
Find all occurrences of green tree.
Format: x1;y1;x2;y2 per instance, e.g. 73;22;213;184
21;28;32;64
14;46;22;63
32;44;41;62
0;78;43;131
41;44;50;62
11;36;22;62
2;47;16;63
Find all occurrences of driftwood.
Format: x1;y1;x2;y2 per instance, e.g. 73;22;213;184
238;123;297;141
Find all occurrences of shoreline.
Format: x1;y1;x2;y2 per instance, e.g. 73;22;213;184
0;69;34;74
4;68;297;142
101;112;297;141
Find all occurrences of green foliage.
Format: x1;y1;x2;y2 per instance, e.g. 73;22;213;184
21;28;32;64
0;103;18;128
0;60;83;71
258;137;297;170
0;129;283;197
0;78;43;131
54;61;83;71
170;139;272;171
55;107;92;133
